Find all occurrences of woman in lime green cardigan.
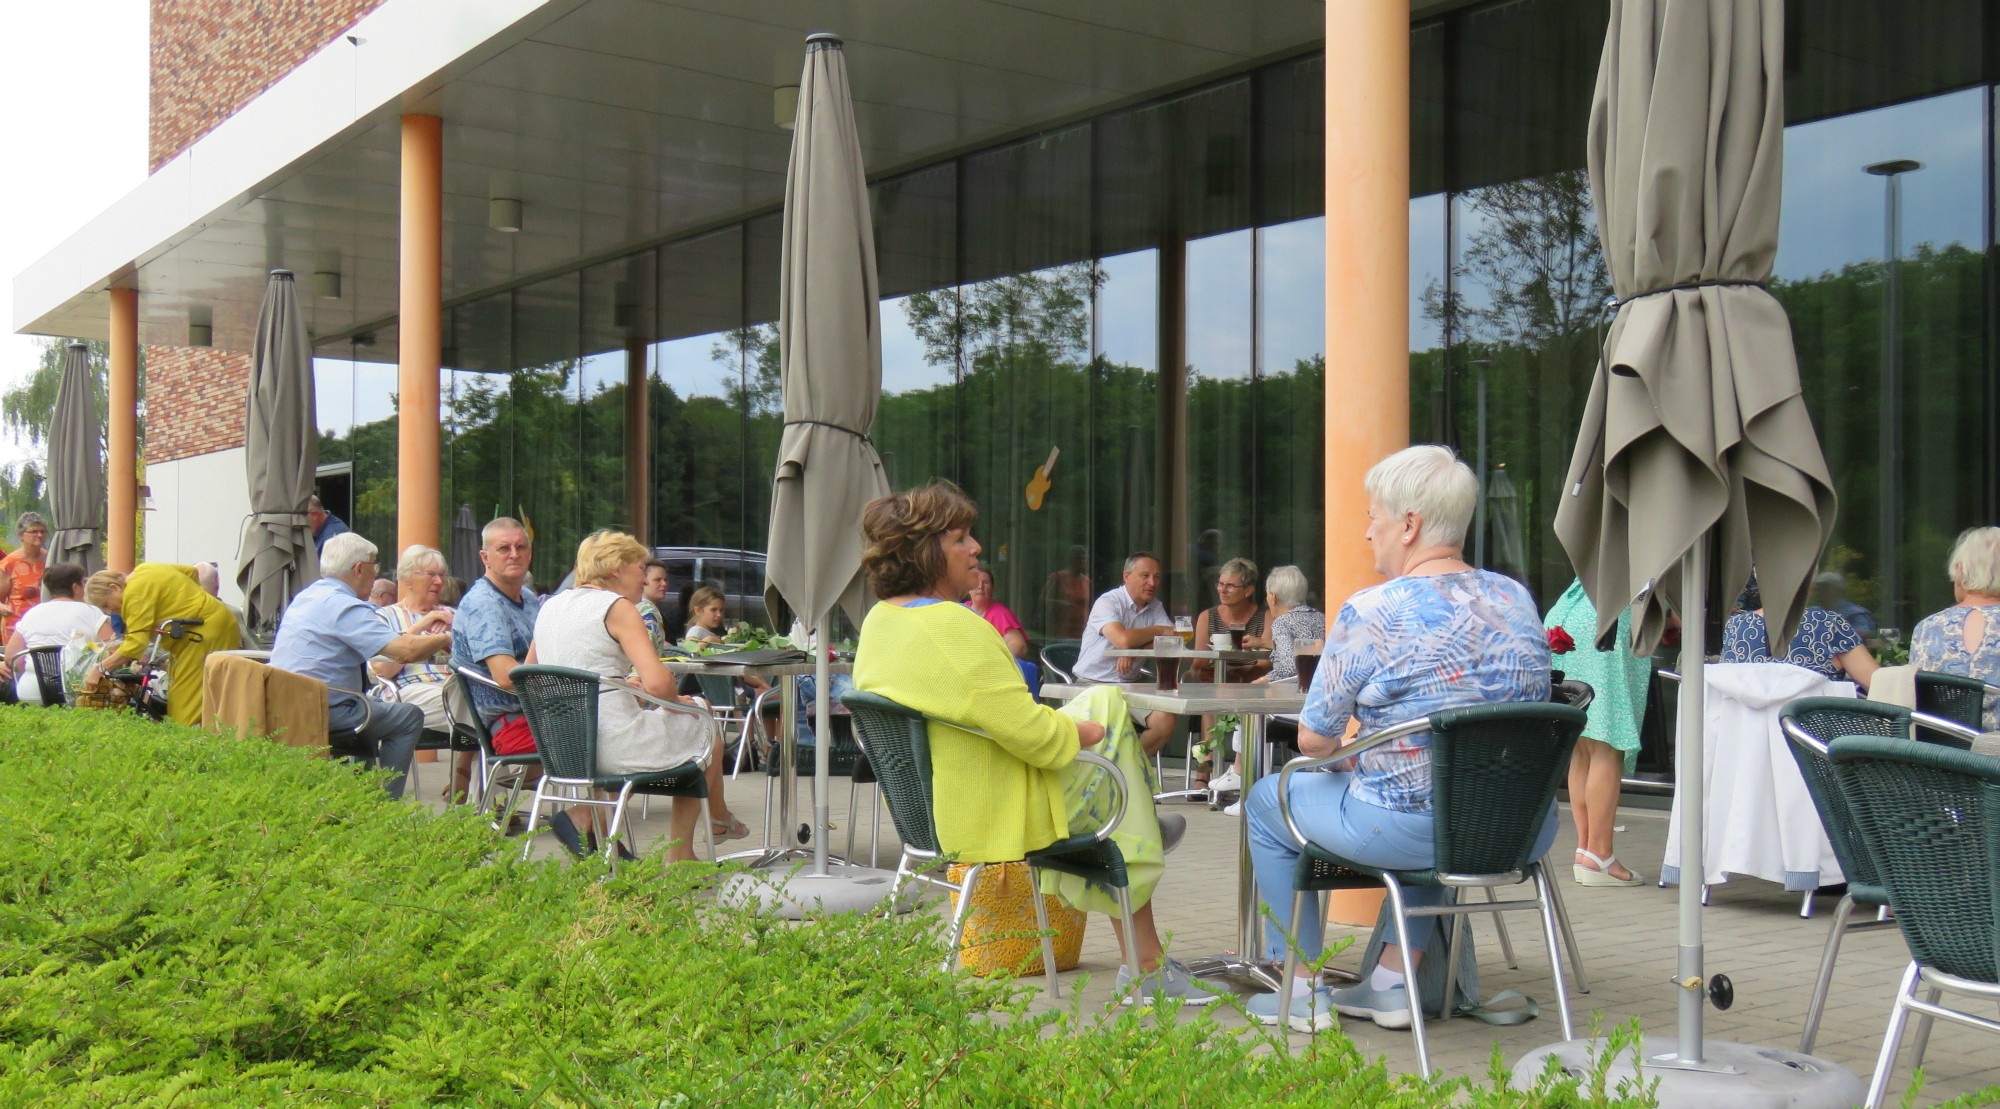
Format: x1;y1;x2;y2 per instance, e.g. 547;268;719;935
853;482;1212;1004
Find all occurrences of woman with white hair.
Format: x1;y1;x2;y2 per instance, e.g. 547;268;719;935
1257;565;1322;688
1242;445;1553;1033
1910;525;2000;730
371;545;456;734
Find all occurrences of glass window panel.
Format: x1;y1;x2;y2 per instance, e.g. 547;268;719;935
1786;0;1981;124
444;293;514;550
1409;194;1451;444
948;266;1095;639
1450;0;1606;192
874;164;956;299
875;291;958;492
1090;248;1159;620
1257;217;1326;592
1775;88;1987;634
962;124;1091;285
1184;229;1254;605
1096;104;1169;258
653;228;748;550
509;273;584;587
1175;79;1252;241
1257;55;1323;225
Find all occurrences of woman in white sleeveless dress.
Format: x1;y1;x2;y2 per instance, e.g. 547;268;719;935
531;530;745;861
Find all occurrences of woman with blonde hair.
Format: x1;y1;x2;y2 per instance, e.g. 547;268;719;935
531;530;748;860
1911;525;2000;730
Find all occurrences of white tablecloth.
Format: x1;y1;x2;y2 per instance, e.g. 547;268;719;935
1662;663;1854;892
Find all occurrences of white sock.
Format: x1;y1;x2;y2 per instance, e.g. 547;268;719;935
1369;964;1405;991
1288;975;1315;998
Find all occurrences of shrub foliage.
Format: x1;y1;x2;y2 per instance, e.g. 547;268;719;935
0;708;1659;1105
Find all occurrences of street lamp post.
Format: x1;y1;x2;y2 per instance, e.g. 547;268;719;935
1864;158;1921;632
1467;357;1493;568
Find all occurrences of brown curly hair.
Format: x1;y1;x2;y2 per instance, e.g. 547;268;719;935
862;482;979;600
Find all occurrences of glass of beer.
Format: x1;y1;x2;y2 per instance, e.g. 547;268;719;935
1227;626;1248;651
1153;635;1182;692
1297;640;1324;693
1175;615;1196;648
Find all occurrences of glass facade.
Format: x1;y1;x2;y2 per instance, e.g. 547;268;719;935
314;0;1998;642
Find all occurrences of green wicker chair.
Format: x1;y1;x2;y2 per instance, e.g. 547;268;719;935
1779;697;1907;1052
1828;735;2000;1108
1274;699;1588;1079
509;664;713;873
1038;640;1080;684
841;689;1141;999
446;667;545;819
1913;670;1997;739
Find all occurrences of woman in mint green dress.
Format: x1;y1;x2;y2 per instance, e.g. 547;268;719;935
1544;579;1652;887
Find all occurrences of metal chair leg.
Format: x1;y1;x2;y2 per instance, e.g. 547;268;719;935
1439;892;1467;1020
1277;889;1309;1010
1114;887;1143;985
519;779;553;861
1863;961;1923;1109
1383;877;1430;1078
885;851;915;919
1483;885;1518;968
1801;892;1857;1053
1533;865;1576;1041
869;784;882;869
1799;887;1816;919
845;777;859;862
601;783;637;877
1543;869;1589;994
941;864;986;974
1908;982;1943;1068
1029;865;1060;998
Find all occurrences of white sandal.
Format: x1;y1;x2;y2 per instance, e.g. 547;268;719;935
1573;848;1644;887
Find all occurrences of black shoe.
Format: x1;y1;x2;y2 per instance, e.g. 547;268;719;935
548;811;588;857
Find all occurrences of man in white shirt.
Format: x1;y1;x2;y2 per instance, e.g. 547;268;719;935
1075;552;1179;754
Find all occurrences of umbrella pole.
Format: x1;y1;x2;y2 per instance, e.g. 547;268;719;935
812;614;831;877
1673;546;1707;1064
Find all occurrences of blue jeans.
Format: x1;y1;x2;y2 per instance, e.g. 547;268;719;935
329;694;423;800
1246;770;1558;964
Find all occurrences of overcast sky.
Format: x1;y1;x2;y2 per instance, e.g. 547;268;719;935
0;2;148;472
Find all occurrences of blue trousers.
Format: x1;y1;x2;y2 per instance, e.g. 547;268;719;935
1246;770;1557;964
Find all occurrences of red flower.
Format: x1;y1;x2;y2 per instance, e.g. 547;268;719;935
1547;627;1576;655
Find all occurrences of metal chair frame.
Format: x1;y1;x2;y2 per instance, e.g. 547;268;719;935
443;667;544;818
842;689;1140;999
23;645;66;706
510;664;717;874
1273;702;1589;1078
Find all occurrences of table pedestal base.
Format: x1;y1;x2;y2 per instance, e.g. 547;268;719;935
717;863;904;919
1181;954;1360;991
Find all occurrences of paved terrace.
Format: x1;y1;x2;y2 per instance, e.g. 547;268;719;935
481;762;2000;1105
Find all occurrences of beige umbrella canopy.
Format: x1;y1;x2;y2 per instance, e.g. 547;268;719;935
762;32;892;637
235;270;320;635
1555;0;1836;656
47;341;105;571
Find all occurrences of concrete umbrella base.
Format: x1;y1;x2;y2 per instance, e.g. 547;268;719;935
718;863;909;919
1512;1037;1863;1108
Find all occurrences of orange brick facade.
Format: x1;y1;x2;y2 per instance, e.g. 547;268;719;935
145;346;251;462
150;0;386;171
147;0;379;460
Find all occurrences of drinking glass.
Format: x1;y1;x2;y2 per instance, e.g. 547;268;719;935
1152;635;1182;692
1296;639;1325;693
1175;615;1196;648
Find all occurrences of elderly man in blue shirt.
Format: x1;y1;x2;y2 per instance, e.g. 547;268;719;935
271;531;452;799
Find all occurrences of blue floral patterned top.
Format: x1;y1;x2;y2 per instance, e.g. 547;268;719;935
1300;570;1550;814
1910;604;2000;730
1721;607;1862;679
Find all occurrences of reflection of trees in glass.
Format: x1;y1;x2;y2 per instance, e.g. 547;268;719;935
1425;170;1610;347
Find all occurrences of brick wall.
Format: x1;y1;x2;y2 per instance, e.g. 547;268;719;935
150;0;386;170
145;346;251;462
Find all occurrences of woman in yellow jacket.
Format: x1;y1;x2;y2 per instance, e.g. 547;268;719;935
102;562;241;725
852;482;1210;1005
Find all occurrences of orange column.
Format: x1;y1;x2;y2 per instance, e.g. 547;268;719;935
397;113;443;553
1323;0;1410;613
107;287;139;572
1321;0;1409;929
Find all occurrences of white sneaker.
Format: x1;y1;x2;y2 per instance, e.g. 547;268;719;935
1222;798;1243;817
1207;766;1242;795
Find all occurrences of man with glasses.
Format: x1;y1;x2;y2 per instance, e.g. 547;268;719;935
271;532;450;798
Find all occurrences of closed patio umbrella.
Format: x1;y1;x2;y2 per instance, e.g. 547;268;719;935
235;270;320;637
1531;1;1852;1097
762;33;892;881
450;504;480;583
47;341;104;571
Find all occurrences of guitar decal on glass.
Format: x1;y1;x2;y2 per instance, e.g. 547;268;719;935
1025;446;1060;511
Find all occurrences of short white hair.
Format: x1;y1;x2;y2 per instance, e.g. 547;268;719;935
1266;565;1309;608
1364;445;1478;549
396;544;447;580
321;532;379;579
1947;526;2000;596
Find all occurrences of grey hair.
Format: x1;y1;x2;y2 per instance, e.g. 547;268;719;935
1947;526;2000;596
306;494;324;511
320;532;379;579
482;516;529;548
1122;551;1161;574
1218;557;1259;589
1364;445;1479;549
1266;565;1308;608
396;544;447;580
14;511;47;533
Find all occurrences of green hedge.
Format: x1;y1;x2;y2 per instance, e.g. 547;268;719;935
0;707;1659;1106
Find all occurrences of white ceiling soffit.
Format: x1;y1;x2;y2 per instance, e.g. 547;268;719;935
14;0;1324;354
